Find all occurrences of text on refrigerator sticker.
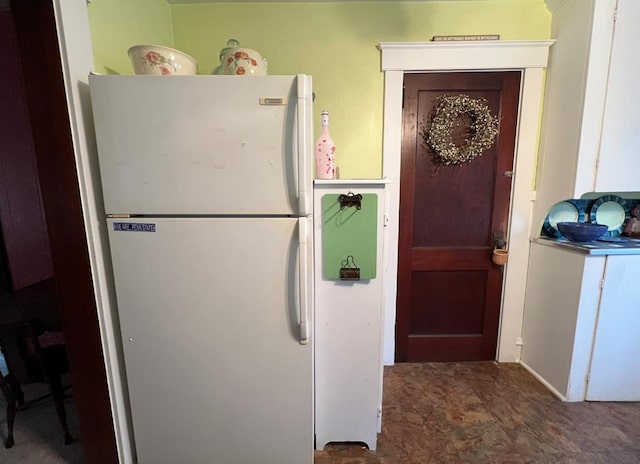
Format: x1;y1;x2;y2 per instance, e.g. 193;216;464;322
113;223;156;232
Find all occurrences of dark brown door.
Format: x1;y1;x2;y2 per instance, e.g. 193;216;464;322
396;71;521;362
9;0;119;461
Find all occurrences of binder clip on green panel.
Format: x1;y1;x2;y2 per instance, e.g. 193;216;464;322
338;192;362;210
340;255;360;281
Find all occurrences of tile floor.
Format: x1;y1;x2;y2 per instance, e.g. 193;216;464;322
314;362;640;464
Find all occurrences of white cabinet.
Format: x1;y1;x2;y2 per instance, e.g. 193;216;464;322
534;0;639;229
313;180;387;451
521;243;604;401
521;241;640;401
586;255;640;400
594;0;640;192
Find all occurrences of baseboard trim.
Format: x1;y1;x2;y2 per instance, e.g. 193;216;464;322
519;360;567;402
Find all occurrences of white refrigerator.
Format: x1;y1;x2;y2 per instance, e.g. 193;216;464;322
89;74;314;464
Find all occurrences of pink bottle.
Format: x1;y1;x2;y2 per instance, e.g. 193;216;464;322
315;111;336;179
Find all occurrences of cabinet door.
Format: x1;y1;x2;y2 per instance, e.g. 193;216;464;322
532;0;615;230
521;244;604;401
595;0;640;192
586;255;640;401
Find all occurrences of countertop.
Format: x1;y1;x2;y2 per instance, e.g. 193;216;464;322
532;236;640;255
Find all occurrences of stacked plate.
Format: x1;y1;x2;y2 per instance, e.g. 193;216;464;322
543;199;585;238
588;195;629;237
543;195;631;239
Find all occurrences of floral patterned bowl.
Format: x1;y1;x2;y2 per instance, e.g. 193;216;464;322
220;46;267;76
128;45;198;75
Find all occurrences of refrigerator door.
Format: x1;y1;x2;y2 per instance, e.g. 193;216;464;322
107;217;313;464
90;74;313;216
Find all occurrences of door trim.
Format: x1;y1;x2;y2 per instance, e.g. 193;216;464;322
52;2;134;462
378;40;554;365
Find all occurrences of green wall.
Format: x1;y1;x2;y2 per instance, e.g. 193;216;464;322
88;0;551;178
88;0;174;75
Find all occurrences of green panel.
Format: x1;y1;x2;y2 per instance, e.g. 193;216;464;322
322;194;378;280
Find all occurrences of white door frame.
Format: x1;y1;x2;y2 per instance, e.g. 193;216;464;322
378;40;554;365
52;1;134;462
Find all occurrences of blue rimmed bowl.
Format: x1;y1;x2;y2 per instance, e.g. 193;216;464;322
557;222;608;242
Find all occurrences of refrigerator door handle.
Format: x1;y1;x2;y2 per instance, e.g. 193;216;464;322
298;216;310;345
296;75;310;216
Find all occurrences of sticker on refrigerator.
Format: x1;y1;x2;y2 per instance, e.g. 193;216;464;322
113;222;156;232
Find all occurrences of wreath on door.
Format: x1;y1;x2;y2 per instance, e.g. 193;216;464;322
421;94;499;167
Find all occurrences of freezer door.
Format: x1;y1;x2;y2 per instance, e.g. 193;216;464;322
90;75;313;216
107;217;313;464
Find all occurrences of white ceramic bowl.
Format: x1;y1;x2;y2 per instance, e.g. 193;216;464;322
128;45;198;75
221;47;267;76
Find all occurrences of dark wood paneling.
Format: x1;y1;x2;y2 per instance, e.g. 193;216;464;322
396;71;521;362
0;228;11;295
407;335;486;362
10;1;118;462
411;79;502;249
409;270;487;335
0;10;53;290
412;248;493;271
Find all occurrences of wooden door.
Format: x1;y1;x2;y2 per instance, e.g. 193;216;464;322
10;0;119;461
396;72;521;362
